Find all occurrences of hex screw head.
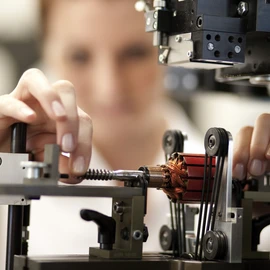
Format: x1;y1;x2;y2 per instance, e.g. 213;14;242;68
133;230;143;240
237;2;248;16
207;42;214;51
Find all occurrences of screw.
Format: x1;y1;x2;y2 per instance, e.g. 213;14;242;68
153;11;158;19
208;135;216;149
207;42;214;51
0;157;2;166
146;17;151;26
187;51;193;58
175;35;182;42
206;237;214;253
234;45;241;53
196;16;203;28
153;21;157;30
113;201;125;215
121;227;129;240
165;135;173;146
159;54;165;63
173;10;177;17
237;1;248;16
133;230;143;241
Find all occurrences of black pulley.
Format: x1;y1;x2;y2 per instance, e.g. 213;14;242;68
159;225;173;251
162;130;186;155
204;128;228;156
202;230;227;260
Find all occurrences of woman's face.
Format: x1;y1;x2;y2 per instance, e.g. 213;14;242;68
44;0;164;123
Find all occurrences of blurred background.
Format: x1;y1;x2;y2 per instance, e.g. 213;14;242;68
0;0;269;268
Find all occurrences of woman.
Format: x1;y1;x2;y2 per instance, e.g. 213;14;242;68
0;0;269;259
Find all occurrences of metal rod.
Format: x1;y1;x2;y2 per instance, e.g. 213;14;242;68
6;123;27;270
181;203;186;253
195;152;208;260
206;156;221;232
177;202;182;256
199;156;212;260
211;156;225;230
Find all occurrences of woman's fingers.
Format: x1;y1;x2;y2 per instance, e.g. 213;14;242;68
233;113;270;179
52;80;79;153
11;69;67;122
69;108;93;176
0;95;36;125
11;69;81;156
233;126;253;180
248;113;270;176
0;68;93;184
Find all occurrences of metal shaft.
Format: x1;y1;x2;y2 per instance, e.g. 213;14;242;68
6;123;27;270
80;169;144;181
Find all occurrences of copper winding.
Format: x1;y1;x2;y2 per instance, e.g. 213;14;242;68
160;152;189;201
147;153;213;202
147;152;189;201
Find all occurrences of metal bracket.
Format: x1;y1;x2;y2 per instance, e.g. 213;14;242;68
90;196;145;259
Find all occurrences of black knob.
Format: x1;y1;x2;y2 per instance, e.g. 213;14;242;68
80;209;116;250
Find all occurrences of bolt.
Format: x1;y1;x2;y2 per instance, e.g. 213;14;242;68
159;54;165;63
234;45;241;54
208;135;216;149
153;11;158;19
187;51;193;58
113;201;124;215
207;42;214;51
153;21;157;30
165;135;173;146
237;1;248;16
175;35;182;43
121;227;129;240
196;16;203;28
146;17;151;26
133;230;143;241
206;237;214;253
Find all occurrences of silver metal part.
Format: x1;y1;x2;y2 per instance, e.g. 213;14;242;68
159;47;170;64
0;152;29;205
237;1;249;16
249;75;270;86
162;33;229;69
134;1;150;12
23;144;60;185
214;132;243;263
20;161;48;179
234;45;241;54
217;132;233;222
153;0;166;8
112;170;144;181
133;230;143;240
0;185;143;198
215;208;243;263
207;43;214;51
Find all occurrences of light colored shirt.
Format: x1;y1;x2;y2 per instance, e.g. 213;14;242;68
27;100;203;255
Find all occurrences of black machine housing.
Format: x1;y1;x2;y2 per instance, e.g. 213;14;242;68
145;0;270;83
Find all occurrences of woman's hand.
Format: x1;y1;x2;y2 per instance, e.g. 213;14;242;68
233;113;270;180
0;68;93;184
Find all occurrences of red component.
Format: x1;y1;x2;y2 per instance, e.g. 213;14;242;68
162;153;216;203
